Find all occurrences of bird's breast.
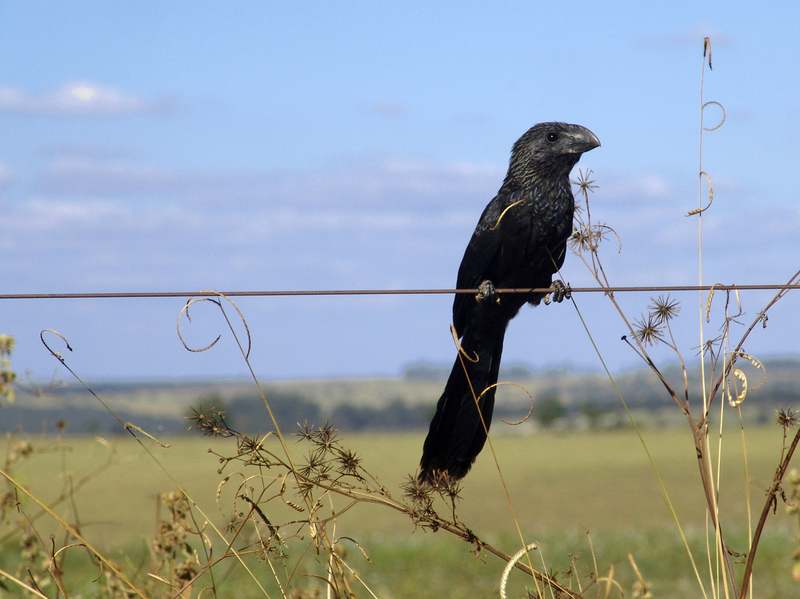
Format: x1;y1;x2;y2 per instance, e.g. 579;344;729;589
494;188;574;280
510;189;573;242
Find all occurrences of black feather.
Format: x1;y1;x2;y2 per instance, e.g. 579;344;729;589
419;122;600;483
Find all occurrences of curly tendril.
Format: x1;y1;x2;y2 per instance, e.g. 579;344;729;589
177;291;252;359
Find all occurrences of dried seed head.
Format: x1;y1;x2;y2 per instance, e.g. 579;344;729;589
633;313;665;346
649;294;681;324
777;407;798;429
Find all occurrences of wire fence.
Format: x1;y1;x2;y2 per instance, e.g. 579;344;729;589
2;283;799;301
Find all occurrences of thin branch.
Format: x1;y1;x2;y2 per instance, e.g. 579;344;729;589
739;425;800;598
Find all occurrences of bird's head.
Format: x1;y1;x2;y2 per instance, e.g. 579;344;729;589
503;122;600;191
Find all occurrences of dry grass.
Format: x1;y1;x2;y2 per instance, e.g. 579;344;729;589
5;425;793;542
2;426;797;598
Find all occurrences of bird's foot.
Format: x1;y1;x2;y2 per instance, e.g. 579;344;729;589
418;468;462;491
476;280;499;304
544;280;571;304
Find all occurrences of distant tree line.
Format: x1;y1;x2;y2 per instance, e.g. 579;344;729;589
201;392;592;435
3;358;799;435
207;392;434;435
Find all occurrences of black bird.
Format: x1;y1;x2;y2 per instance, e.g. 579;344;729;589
419;122;600;483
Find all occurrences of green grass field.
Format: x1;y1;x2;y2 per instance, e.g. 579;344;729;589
2;425;798;598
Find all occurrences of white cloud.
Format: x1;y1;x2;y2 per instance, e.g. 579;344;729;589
369;100;405;117
42;143;135;161
22;198;131;231
0;161;12;185
4;151;797;347
254;207;474;236
17;148;787;298
0;82;173;115
7;194;472;243
35;153;504;210
42;156;178;193
599;172;675;203
265;159;504;209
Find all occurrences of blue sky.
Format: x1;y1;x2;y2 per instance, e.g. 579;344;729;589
2;1;800;381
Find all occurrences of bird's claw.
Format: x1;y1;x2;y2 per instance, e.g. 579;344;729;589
544;280;571;305
476;280;499;304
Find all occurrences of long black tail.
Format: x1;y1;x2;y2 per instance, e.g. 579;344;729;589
419;319;507;483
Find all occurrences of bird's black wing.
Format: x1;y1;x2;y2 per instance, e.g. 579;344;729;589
452;195;506;335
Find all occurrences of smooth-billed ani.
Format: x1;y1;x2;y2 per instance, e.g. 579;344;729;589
419;122;600;483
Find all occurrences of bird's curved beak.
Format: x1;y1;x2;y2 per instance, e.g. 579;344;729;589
566;125;601;154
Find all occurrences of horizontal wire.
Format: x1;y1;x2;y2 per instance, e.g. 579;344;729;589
1;284;799;301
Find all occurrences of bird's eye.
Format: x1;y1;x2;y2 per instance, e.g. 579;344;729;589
546;132;559;143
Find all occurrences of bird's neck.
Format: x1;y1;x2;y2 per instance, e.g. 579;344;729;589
499;156;581;195
499;171;569;196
